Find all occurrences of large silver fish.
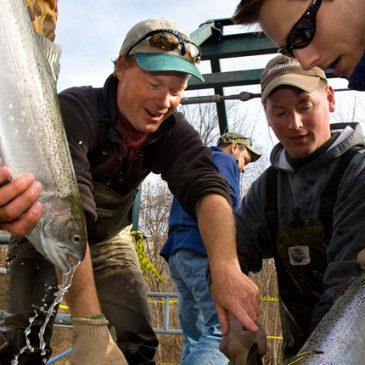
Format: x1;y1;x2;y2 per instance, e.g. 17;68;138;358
289;271;365;365
0;0;86;271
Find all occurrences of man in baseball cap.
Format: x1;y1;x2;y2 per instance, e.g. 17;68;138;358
161;131;261;365
119;17;203;81
217;132;262;166
221;54;365;364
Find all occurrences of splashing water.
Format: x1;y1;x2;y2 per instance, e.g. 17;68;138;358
11;256;80;365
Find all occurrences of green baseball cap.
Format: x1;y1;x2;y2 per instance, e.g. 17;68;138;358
119;18;204;81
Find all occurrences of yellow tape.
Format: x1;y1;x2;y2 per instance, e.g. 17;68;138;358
58;304;283;341
148;299;178;304
130;231;163;283
260;296;279;302
267;335;283;340
61;297;278;308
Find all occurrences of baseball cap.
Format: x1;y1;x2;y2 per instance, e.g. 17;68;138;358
119;18;204;81
260;55;327;102
217;132;262;162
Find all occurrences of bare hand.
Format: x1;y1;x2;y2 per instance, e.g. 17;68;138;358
210;262;260;334
0;167;43;236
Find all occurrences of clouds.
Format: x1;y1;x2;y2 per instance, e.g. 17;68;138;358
56;0;241;90
54;0;365;157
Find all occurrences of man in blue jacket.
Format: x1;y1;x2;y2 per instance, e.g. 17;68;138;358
161;132;261;365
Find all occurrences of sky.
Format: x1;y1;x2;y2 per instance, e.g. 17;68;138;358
54;0;365;157
55;0;244;90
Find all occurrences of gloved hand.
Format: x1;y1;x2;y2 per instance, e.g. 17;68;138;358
357;248;365;269
66;316;128;365
219;315;267;365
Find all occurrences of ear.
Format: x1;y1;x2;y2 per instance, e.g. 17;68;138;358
230;143;239;155
325;85;335;112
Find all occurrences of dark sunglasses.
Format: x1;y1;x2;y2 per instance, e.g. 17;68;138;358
126;29;201;64
278;0;322;57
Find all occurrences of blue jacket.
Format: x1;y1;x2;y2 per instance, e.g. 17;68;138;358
348;51;365;91
160;146;241;260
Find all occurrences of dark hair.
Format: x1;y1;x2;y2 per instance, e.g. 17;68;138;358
233;0;308;25
113;55;136;75
232;0;265;24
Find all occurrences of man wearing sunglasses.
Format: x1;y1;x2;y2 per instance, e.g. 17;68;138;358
0;18;260;365
220;54;365;363
233;0;365;91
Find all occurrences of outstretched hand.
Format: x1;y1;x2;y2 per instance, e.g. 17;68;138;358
0;167;42;236
210;262;260;334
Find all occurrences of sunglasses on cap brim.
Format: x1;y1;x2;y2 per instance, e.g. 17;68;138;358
126;29;201;64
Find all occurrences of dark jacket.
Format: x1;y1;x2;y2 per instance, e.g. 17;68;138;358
349;51;365;91
58;75;231;244
235;123;365;356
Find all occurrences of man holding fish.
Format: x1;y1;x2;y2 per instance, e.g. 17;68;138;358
0;16;260;365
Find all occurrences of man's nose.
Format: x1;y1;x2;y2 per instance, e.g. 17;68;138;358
154;90;171;109
288;112;303;130
294;46;321;71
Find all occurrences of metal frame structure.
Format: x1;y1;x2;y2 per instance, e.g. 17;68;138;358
183;18;337;134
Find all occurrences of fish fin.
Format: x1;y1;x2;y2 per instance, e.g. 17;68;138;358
35;33;62;82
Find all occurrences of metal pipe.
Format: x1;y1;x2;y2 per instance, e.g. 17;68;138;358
181;91;260;104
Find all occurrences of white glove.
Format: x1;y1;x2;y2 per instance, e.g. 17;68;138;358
66;316;128;365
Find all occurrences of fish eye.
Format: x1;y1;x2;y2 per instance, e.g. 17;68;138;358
73;234;82;244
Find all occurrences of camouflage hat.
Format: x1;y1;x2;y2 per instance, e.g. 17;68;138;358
217;132;262;162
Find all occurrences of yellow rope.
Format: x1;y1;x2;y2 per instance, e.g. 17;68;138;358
287;351;323;365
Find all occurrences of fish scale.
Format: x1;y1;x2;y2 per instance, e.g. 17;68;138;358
291;272;365;364
0;0;86;271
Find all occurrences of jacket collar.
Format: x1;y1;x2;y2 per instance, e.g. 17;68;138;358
348;51;365;91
